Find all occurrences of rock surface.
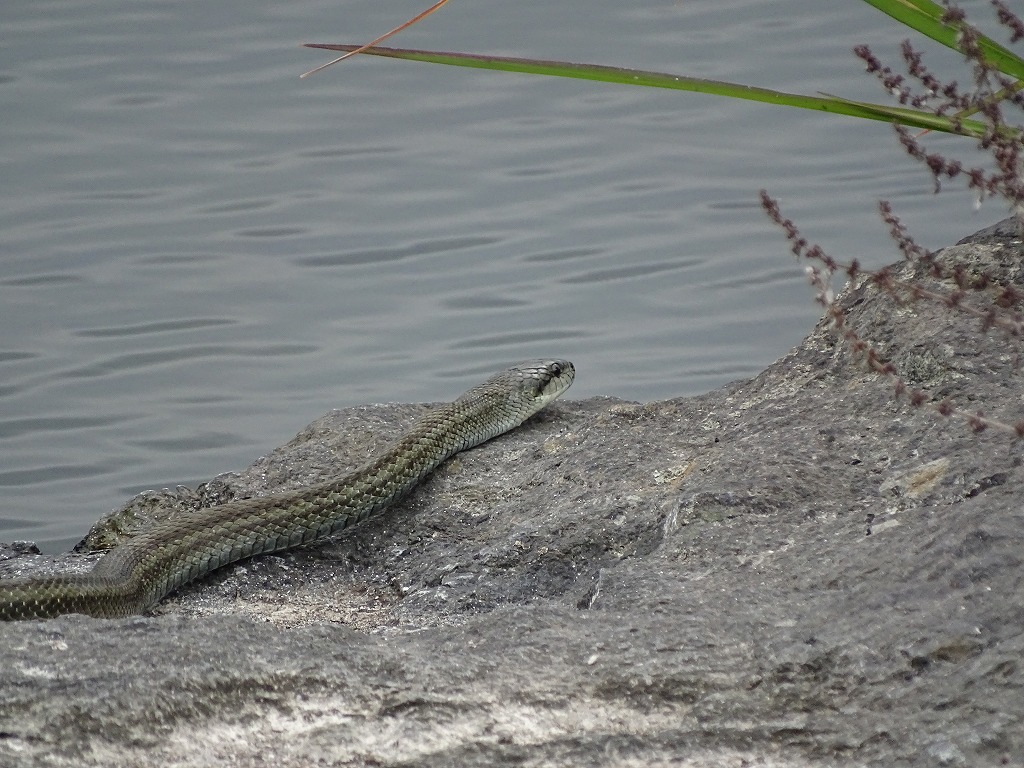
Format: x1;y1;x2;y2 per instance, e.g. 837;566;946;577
2;221;1023;767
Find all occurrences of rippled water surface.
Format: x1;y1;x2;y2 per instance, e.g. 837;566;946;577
1;0;1002;548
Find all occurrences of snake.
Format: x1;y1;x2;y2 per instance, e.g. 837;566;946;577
0;359;574;620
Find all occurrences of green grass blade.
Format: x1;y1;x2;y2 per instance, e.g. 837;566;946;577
304;44;997;138
863;0;1024;80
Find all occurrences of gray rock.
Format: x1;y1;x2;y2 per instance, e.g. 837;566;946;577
2;221;1023;767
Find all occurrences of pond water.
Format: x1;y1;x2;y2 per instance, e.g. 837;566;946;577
1;0;1004;549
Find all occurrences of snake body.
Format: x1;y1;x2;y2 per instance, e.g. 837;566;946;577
0;359;574;620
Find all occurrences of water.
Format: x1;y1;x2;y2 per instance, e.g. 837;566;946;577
0;0;1006;550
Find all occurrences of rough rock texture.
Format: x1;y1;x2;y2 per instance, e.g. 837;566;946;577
2;220;1023;767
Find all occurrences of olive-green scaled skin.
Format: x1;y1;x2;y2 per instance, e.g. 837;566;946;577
0;360;574;620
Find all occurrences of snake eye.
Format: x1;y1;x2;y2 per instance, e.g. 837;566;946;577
550;362;562;378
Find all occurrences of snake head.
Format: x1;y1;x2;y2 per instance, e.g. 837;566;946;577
457;359;574;427
506;358;575;414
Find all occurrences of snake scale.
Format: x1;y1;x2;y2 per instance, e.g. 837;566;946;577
0;359;574;620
